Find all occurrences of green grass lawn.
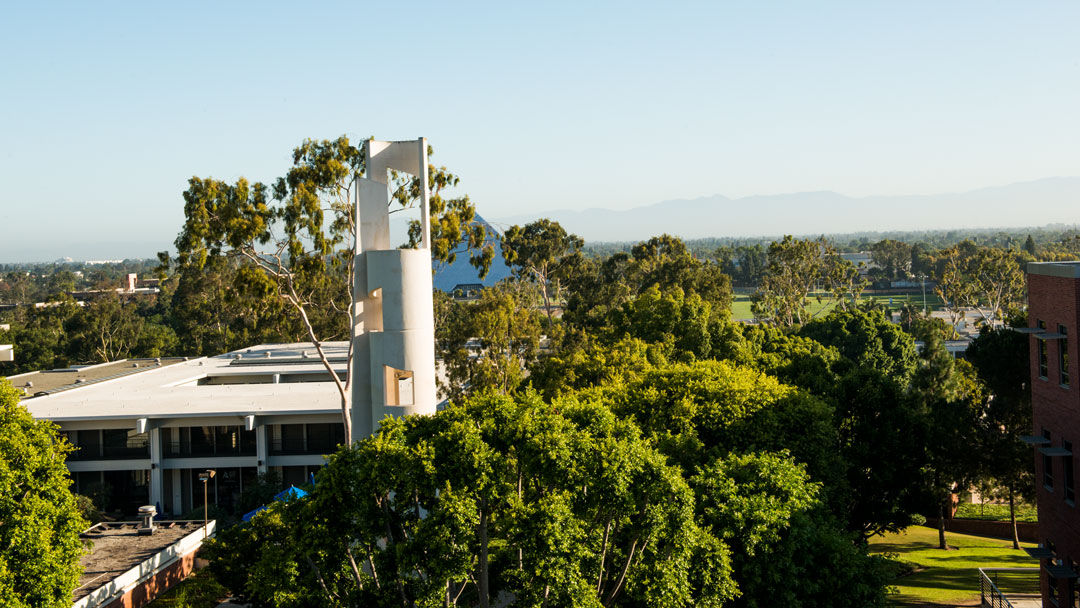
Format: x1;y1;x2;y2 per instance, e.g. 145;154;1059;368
869;525;1039;606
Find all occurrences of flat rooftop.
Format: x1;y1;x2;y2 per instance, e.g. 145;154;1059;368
1028;261;1080;278
15;343;346;422
7;358;188;398
73;521;203;602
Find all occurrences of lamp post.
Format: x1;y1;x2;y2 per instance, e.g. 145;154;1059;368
197;470;215;537
920;273;927;316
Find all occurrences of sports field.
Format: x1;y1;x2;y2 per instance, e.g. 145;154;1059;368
729;291;944;321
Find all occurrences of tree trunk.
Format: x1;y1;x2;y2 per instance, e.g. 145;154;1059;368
1010;490;1021;550
478;497;490;608
938;502;948;550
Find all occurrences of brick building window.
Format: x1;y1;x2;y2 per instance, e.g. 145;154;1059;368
1039;320;1049;379
1045;429;1055;491
1066;440;1076;504
1061;325;1070;387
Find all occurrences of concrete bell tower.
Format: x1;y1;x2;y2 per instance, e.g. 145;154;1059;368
350;139;437;441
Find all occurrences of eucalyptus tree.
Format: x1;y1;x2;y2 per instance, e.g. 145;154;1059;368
436;283;544;403
167;136;490;438
501;219;584;323
751;236;864;328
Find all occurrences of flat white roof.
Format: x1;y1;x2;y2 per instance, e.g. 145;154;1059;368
22;343;346;422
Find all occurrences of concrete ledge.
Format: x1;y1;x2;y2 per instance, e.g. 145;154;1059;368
1028;262;1080;278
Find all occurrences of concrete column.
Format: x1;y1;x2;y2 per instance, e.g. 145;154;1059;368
256;424;269;475
149;427;163;510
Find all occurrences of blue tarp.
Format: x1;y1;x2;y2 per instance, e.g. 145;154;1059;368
241;485;309;522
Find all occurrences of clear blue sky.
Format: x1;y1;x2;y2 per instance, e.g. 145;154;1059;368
2;1;1078;261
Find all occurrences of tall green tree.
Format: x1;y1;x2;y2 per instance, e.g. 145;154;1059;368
967;328;1034;548
798;306;919;386
751;236;863;327
912;332;987;549
501;219;584;323
1023;234;1037;256
436;283;543;403
869;239;913;281
0;380;86;608
564;235;732;334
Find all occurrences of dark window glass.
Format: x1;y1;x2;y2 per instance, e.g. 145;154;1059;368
1062;325;1071;387
102;470;150;515
274;425;305;454
162;427;177;457
78;429;103;460
1040;320;1049;378
102;429;149;459
217;467;242;513
1067;440;1076;504
281;465;308;487
1046;429;1055;490
306;423;340;454
189;426;214;456
239;428;257;455
214;426;238;455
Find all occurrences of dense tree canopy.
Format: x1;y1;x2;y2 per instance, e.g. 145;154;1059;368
0;380;86;607
207;391;738;608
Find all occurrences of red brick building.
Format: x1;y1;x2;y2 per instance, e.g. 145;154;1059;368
1027;261;1080;606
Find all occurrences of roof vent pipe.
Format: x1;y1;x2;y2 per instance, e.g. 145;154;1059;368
137;505;156;535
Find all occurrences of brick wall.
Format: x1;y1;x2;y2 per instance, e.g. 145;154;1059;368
1027;271;1080;604
104;550;199;608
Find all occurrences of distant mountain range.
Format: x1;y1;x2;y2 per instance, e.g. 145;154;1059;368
491;177;1080;243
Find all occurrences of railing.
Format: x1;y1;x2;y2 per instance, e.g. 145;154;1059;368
979;567;1039;608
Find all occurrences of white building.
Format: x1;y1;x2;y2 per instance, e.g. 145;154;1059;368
14;343;347;516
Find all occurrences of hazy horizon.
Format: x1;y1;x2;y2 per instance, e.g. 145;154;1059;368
4;176;1080;264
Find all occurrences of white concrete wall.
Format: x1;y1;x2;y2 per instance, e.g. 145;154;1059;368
351;139;437;442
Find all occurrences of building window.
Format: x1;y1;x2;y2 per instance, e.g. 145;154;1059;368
1061;325;1071;387
1066;440;1076;504
164;426;256;457
102;429;150;459
1046;429;1055;491
1040;320;1049;379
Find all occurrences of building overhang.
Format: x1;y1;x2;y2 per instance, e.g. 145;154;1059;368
1046;562;1080;579
1034;333;1067;341
1024;546;1054;559
1039;446;1072;457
